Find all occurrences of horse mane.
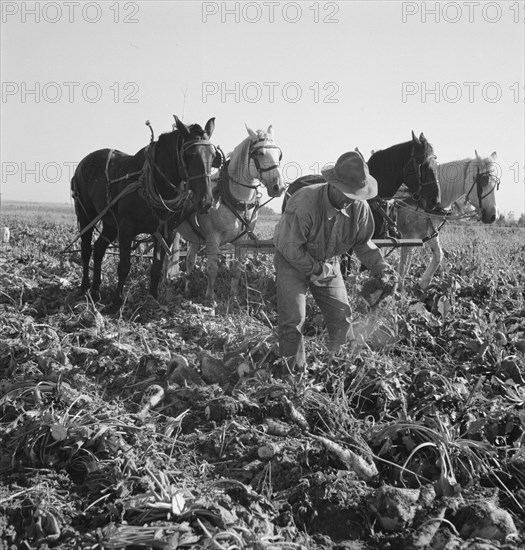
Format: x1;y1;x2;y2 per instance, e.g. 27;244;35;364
367;137;436;197
367;140;413;195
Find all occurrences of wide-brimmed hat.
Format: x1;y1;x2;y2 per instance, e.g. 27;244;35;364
321;151;378;200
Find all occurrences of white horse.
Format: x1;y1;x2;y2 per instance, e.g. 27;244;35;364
397;151;499;289
171;125;285;302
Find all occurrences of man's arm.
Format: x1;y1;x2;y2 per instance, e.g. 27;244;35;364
352;204;390;277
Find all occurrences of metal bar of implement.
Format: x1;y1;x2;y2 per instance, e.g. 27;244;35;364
63;238;423;259
231;238;424;252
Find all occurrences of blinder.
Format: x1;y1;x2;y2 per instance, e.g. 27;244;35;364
212;145;225;169
249;138;283;174
178;137;221;186
473;167;499;206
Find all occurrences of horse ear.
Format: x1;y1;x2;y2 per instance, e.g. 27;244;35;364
245;123;258;140
267;125;274;138
204;117;215;138
411;130;420;145
354;147;365;161
174;115;190;138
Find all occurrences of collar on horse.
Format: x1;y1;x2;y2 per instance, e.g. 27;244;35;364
214;159;261;242
182;158;262;245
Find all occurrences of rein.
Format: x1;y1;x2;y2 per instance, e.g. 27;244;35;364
248;137;283;178
402;149;438;203
177;136;218;186
214;137;282;243
215;159;261;243
142;132;219;217
140;141;189;217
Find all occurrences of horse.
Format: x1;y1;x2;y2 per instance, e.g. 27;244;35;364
71;115;221;311
396;151;499;289
281;132;441;276
282;131;440;217
171;124;285;303
365;131;441;237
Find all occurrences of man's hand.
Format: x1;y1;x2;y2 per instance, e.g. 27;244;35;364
311;263;337;286
360;268;398;306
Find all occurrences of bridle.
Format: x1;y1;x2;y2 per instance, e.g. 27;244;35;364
205;137;283;243
249;137;283;176
177;135;221;192
226;137;283;190
142;133;220;214
464;161;500;209
403;148;439;202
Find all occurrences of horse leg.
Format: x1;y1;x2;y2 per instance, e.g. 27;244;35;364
150;231;174;300
184;241;199;298
165;232;181;280
418;236;442;290
398;246;413;289
230;242;246;299
205;240;220;303
111;223;133;311
92;223;117;301
79;227;94;294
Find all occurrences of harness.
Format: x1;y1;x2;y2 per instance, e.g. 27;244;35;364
186;138;282;246
220;138;282;243
248;136;282;176
394;161;499;243
65;129;219;255
402;148;439;205
369;200;401;239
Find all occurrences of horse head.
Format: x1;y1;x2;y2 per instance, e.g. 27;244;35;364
245;124;285;198
469;150;499;224
173;115;221;213
404;131;441;211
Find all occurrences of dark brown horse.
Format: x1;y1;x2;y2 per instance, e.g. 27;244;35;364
281;132;441;276
71;116;221;311
283;131;440;222
366;131;440;238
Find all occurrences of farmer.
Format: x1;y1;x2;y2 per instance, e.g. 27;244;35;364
273;150;395;370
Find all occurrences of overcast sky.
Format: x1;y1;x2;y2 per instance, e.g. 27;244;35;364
1;1;524;215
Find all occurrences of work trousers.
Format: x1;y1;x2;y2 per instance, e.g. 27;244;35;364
274;250;353;369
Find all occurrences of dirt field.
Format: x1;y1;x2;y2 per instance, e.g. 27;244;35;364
1;202;524;549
